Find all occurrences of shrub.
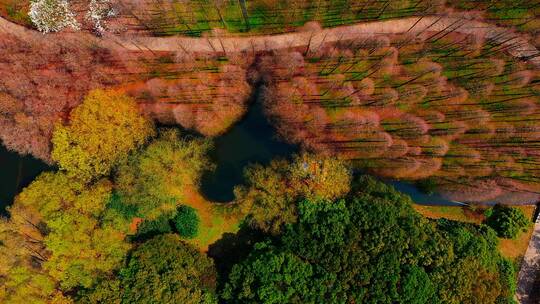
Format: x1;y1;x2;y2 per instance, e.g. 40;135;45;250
136;215;172;240
486;205;530;239
173;205;200;239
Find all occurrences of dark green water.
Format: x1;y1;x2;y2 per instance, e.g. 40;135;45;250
200;91;297;202
0;144;51;214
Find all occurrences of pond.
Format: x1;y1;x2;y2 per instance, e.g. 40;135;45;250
0;144;51;214
200;86;464;206
200;87;297;202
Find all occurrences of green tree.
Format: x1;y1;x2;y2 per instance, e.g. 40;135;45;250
486;205;530;239
221;242;322;304
222;176;515;304
173;205;200;239
51;89;154;182
135;214;173;241
79;234;218;304
398;266;436;304
115;129;211;220
234;153;351;233
101;192;139;234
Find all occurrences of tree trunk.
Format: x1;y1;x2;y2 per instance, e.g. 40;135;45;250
238;0;250;31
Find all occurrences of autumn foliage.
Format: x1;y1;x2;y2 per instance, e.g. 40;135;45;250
115;128;212;220
51;89;154;181
0;33;131;161
125;53;252;137
255;32;540;202
234;153;352;233
0;3;537;303
0;7;539;204
0;172;130;303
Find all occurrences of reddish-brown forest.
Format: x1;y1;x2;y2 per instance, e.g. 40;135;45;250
122;51;252;136
254;32;540;203
1;22;540;203
0;33;131;161
0;33;252;161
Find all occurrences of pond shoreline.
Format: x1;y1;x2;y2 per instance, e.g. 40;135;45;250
0;144;51;214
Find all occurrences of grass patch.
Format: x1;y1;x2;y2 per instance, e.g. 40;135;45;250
413;204;484;224
183;185;242;251
142;0;440;36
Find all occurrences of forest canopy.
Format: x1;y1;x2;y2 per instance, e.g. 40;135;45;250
223;176;517;304
0;156;520;303
115;128;211;220
234;153;352;233
78;234;218;304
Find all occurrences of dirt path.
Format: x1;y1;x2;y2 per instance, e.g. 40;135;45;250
516;217;540;304
0;15;538;67
109;16;540;68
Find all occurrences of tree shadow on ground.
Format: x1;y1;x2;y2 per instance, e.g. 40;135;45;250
207;222;267;287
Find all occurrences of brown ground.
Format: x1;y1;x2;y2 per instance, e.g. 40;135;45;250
182;185;240;252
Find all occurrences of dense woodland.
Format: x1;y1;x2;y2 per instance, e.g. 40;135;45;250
0;0;539;303
0;33;130;160
256;33;540;203
0;89;530;303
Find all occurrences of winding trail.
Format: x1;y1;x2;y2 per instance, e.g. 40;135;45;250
517;217;540;304
112;16;540;68
0;15;539;67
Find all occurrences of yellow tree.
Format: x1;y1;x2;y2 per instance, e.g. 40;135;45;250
234;153;352;233
51;89;154;182
0;215;59;304
11;172;130;290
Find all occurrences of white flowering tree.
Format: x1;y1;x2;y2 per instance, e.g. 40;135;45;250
29;0;80;33
86;0;116;34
